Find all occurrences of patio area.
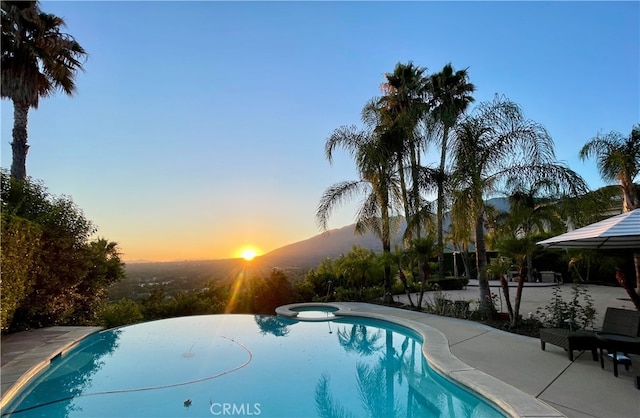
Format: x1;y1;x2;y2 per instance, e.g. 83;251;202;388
1;284;639;417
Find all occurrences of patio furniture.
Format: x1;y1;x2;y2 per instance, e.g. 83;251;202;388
596;307;640;377
539;271;562;283
539;328;598;361
630;354;640;390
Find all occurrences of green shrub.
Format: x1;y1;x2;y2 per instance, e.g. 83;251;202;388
363;285;384;301
392;280;425;294
0;213;41;331
332;287;356;302
422;290;472;319
1;171;124;331
99;299;144;329
536;283;597;330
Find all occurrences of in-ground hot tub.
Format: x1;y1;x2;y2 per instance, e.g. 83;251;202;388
276;303;341;321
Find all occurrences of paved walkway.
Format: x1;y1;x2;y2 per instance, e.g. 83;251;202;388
1;284;639;417
397;280;637;329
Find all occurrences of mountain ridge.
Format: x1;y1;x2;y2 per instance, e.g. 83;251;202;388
257;197;509;269
125;197;510;271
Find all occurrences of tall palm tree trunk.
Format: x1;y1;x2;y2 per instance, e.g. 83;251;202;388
512;262;526;328
382;195;393;304
410;145;421;239
398;267;415;308
475;213;490;307
499;276;514;319
11;101;30;181
398;160;410;232
526;254;534;282
437;125;450;281
416;258;430;311
621;180;638;212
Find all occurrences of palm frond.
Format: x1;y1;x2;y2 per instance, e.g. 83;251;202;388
1;2;86;106
316;180;368;231
325;125;369;164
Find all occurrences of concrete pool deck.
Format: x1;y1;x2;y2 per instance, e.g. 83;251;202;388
1;285;639;417
0;326;102;409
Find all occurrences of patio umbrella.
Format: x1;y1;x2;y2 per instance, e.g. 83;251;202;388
537;208;640;250
538;209;640;311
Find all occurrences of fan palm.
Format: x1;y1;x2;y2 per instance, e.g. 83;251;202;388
427;63;475;280
1;0;87;180
579;125;640;212
372;62;430;242
317;121;403;302
450;95;588;307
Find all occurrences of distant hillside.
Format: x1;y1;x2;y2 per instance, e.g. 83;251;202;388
116;197;511;294
257;223;400;269
258;197;509;269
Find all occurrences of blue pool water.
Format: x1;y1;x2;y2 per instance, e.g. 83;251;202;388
3;315;503;417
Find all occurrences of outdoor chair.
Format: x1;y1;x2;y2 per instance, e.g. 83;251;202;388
596;307;640;378
630;354;640;390
539;327;598;361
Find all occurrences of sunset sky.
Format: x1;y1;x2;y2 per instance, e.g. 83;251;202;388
1;1;638;262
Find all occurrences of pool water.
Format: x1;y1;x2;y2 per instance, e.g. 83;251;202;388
2;315;503;418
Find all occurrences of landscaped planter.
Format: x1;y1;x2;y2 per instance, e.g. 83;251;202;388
496;312;522;321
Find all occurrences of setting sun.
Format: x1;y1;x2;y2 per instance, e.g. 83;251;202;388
239;247;258;261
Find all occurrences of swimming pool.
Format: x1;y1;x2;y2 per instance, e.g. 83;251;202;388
2;314;504;417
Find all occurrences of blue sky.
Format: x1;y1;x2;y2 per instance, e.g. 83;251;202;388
1;1;638;261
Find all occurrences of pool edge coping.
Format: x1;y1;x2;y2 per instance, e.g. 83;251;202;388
0;327;103;410
280;302;564;418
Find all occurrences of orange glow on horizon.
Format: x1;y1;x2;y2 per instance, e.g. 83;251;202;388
237;246;261;261
120;244;269;263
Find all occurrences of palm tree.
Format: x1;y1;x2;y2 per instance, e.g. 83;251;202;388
579;125;640;212
580;124;640;293
317;121;403;303
383;247;416;308
336;246;378;300
376;62;430;242
72;238;124;324
448;187;476;280
427;63;475;280
502;179;568;279
410;235;437;310
1;0;87;180
492;185;566;328
450;95;588;308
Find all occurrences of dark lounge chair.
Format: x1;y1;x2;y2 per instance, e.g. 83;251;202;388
596;307;640;379
539;327;598;361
